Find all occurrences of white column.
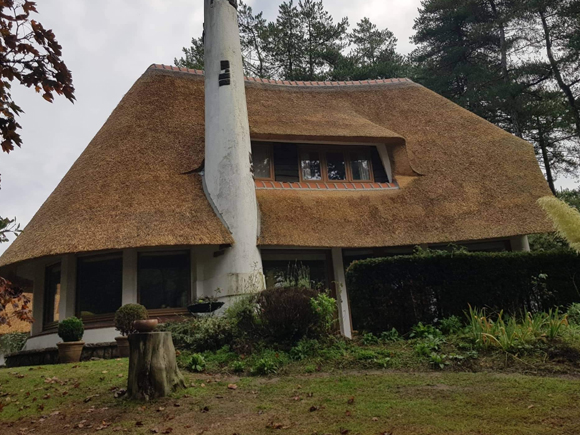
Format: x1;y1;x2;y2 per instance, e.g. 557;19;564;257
30;261;45;336
59;254;77;319
203;0;264;297
331;248;353;339
510;235;531;252
122;248;138;305
190;247;198;303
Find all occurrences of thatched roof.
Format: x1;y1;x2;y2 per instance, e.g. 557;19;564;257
0;65;552;266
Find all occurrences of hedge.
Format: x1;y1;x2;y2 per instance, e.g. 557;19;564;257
346;250;580;334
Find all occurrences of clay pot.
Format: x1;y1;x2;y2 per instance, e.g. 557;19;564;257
133;319;159;333
115;336;130;358
57;341;85;364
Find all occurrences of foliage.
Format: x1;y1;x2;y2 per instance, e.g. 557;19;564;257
346;250;580;334
230;360;245;373
410;323;443;339
161;315;234;353
465;306;569;353
0;331;27;354
251;354;280;375
113;304;148;336
429;352;448;370
189;353;206;373
438;316;464;335
0;0;74;154
310;291;336;333
57;317;84;342
567;303;580;325
538;196;580;253
361;332;379;345
380;328;401;342
256;287;319;344
0;276;32;328
0;216;20;243
289;338;319;360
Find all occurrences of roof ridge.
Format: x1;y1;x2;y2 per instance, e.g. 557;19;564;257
150;64;413;87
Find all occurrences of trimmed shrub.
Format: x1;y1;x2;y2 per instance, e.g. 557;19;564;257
58;317;84;342
114;304;148;336
346;250;580;334
162;315;234;352
256;287;319;344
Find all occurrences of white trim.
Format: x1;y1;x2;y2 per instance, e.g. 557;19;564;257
331;248;352;339
122;248;138;305
510;235;531;252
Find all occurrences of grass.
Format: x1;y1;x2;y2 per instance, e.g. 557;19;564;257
1;359;580;434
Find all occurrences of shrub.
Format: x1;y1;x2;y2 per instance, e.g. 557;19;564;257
0;332;28;354
289;338;319;361
252;356;279;375
230;360;245;373
256;287;319;344
189;353;206;372
410;323;442;339
429;353;448;370
162;316;234;352
310;292;336;333
114;304;148;336
361;332;379;345
380;328;401;342
567;303;580;325
439;316;463;335
58;317;84;342
347;250;580;333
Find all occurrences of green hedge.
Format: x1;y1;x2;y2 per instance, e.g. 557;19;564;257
346;251;580;334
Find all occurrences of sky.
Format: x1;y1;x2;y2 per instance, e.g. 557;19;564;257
0;0;577;255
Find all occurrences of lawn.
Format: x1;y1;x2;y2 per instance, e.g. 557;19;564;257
1;359;579;435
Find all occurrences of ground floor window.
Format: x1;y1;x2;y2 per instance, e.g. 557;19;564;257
44;263;61;326
138;251;190;310
261;250;332;290
77;254;123;318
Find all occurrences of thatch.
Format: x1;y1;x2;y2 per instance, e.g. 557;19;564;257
0;65;552;267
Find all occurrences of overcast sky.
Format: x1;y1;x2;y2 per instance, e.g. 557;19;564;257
0;0;577;255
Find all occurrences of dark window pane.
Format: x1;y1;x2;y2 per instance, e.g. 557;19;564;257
371;147;389;183
77;255;122;318
301;152;322;180
350;151;371;181
273;143;299;182
138;252;190;310
44;263;61;325
326;152;346;180
252;143;271;179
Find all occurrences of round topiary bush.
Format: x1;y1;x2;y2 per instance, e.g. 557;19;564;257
58;317;84;342
114;304;148;336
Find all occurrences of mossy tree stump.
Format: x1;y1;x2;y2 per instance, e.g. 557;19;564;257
127;332;185;401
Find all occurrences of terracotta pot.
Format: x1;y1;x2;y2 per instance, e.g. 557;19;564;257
115;336;130;358
133;319;158;333
57;341;85;364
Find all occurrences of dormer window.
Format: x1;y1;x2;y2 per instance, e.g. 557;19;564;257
252;142;391;184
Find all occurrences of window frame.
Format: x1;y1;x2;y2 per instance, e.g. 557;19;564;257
252;142;275;181
43;262;61;330
298;145;375;183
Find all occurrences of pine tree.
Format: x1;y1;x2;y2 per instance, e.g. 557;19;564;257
239;2;272;78
175;36;204;70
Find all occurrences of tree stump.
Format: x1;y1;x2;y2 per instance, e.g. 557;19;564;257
127;332;186;401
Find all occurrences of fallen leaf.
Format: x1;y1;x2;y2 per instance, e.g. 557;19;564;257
228;384;238;390
340;429;350;434
372;417;379;421
150;429;159;434
347;396;355;405
267;422;283;429
101;371;108;374
309;406;319;412
173;403;180;407
345;410;352;416
528;405;535;409
157;407;166;412
162;428;173;434
201;406;209;413
135;421;144;427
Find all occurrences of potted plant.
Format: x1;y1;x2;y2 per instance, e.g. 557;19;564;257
57;317;85;364
114;304;148;357
187;295;224;314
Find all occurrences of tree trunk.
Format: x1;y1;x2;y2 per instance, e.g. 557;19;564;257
489;0;523;138
538;123;556;195
127;332;186;401
539;9;580;139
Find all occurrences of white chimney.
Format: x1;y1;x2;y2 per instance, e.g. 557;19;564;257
203;0;264;295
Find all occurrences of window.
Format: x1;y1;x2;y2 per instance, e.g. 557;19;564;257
251;142;389;184
138;251;191;310
262;251;331;290
77;254;123;318
44;263;61;326
299;146;373;183
252;143;273;180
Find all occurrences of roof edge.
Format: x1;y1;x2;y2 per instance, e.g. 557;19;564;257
149;64;414;88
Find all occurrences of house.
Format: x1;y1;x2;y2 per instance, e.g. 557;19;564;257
0;0;552;350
